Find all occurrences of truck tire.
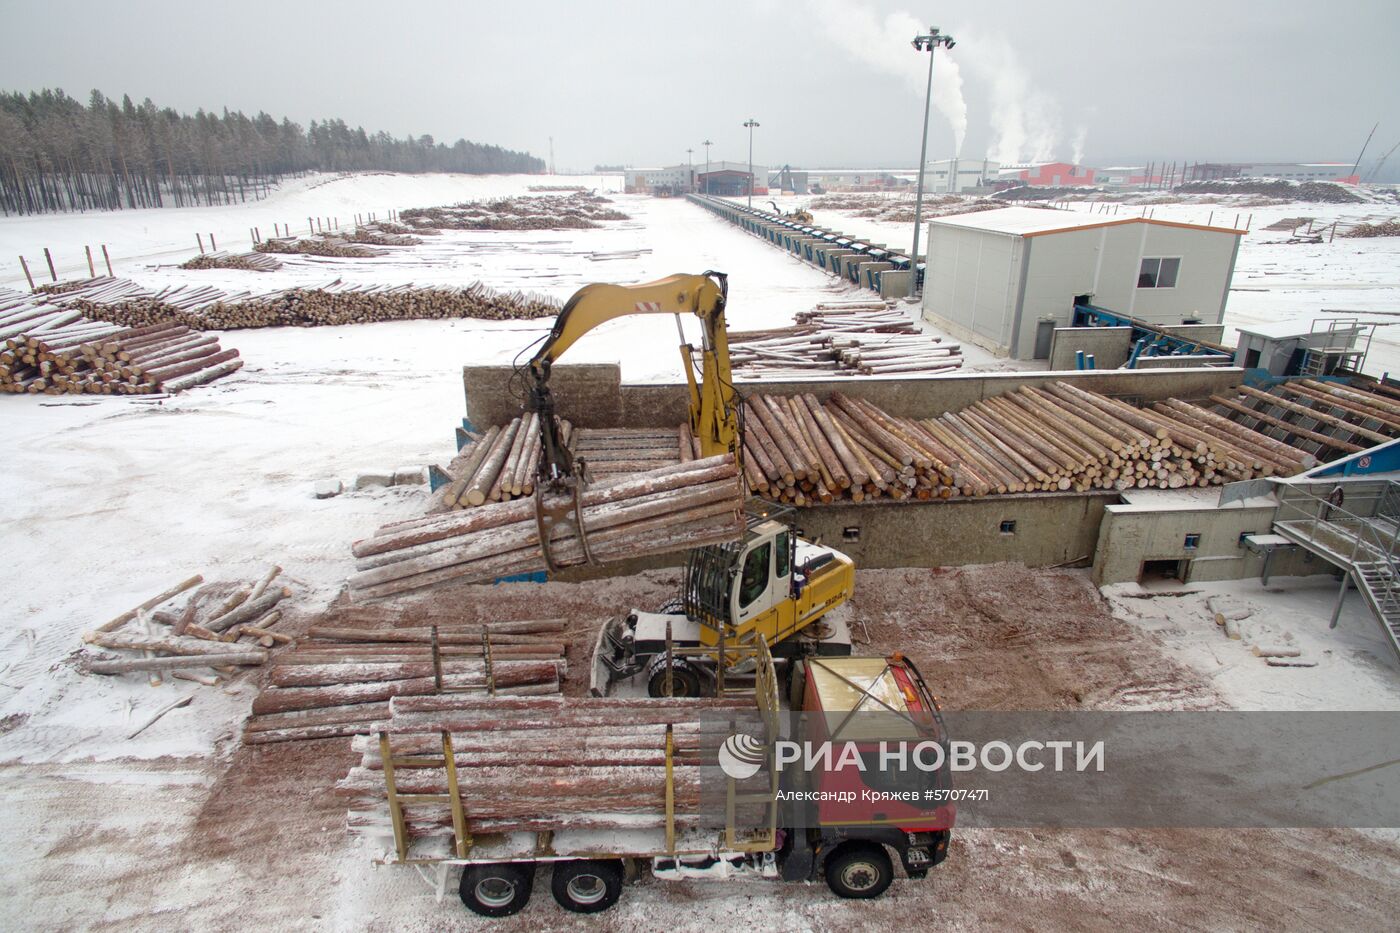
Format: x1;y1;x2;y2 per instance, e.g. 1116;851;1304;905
550;859;624;913
646;656;702;698
459;862;534;917
824;843;893;899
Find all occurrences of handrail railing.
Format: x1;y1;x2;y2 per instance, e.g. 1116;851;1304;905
1274;480;1400;660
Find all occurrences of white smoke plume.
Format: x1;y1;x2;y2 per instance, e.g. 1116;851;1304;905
954;28;1063;165
1070;125;1088;167
814;1;968;156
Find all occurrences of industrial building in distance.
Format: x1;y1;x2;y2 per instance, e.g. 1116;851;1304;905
919;207;1245;360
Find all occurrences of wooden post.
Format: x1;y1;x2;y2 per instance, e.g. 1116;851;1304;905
307;216;313;234
196;233;205;255
209;233;217;250
102;245;113;276
254;226;260;242
43;247;56;281
85;245;95;277
18;255;34;291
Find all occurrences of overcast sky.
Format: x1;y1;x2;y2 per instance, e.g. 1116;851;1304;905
2;0;1398;174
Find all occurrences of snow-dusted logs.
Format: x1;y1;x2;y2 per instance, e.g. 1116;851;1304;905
349;455;745;599
34;276;559;330
241;618;569;744
0;289;241;394
339;694;763;839
727;307;964;378
737;381;1333;504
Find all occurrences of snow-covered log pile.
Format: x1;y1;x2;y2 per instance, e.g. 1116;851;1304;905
350;454;745;599
242;618;568;744
399;193;630;231
738;383;1322;504
1;289;242;394
179;250;283;272
38;276;559;329
76;569;289;695
339;694;753;838
728;306;962;377
254;235;386;258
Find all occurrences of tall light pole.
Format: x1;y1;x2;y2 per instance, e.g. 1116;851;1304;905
908;27;956;299
686;147;693;193
702;139;712;194
743;119;760;207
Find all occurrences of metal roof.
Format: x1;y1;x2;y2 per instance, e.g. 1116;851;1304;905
929;206;1248;238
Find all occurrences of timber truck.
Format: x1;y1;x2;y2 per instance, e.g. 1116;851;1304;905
375;647;954;916
366;275;952;915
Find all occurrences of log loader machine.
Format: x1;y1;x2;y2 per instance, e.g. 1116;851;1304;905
518;272;856;698
769;199;814;224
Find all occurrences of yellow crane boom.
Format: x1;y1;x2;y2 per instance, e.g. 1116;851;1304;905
525;271;740;491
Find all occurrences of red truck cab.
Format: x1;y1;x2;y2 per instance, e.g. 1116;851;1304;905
779;654;954;896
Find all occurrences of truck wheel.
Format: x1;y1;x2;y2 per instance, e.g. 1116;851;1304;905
647;657;702;698
824;844;893;899
459;862;534;917
551;859;624;913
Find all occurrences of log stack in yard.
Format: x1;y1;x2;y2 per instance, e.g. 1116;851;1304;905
733;383;1328;504
729;305;964;378
179;250;283;272
243;617;568;744
35;276;558;329
338;694;753;838
1;288;242;394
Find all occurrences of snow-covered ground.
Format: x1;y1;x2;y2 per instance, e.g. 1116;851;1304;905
2;172;1399;928
1105;575;1400;711
770;190;1400;376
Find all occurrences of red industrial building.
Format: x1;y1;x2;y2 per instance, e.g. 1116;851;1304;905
1010;162;1097;187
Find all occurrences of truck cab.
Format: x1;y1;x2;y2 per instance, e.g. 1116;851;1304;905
778;654;954;894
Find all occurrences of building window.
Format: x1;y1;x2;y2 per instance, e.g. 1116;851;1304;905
1138;257;1181;289
999;520;1017;535
1184;533;1201;550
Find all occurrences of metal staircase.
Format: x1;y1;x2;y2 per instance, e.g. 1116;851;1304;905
1272;481;1400;663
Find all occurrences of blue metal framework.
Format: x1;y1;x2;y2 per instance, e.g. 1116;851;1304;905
1071;303;1233;369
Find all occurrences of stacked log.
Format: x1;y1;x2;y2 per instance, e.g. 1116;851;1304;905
339;694;757;839
436;415;569;509
399;193;630;231
180;251;283;272
76;570;289;689
254;236;386;258
736;382;1327;503
0;289;241;394
340;225;422;247
242;618;568;744
348;455;746;600
572;427;683;482
727;308;963;377
40;277;558;330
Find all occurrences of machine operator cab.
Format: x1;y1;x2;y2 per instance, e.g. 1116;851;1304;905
590;505;856;698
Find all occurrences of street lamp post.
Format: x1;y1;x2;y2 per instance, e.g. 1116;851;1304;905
702;139;712;194
743;119;760;207
908;27;956;299
686;147;693;193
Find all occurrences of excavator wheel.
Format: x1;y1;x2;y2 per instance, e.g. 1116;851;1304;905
646;656;703;698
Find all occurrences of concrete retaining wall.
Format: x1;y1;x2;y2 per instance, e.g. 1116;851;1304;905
1049;327;1131;371
462;363;1247;429
1091;500;1318;585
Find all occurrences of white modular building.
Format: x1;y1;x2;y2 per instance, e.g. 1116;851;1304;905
920;207;1246;360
